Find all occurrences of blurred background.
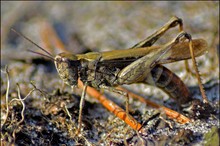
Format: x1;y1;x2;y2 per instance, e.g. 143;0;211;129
1;1;219;145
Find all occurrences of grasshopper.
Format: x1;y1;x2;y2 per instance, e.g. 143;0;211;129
12;16;212;134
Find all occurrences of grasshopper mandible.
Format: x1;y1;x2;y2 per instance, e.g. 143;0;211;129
12;16;211;134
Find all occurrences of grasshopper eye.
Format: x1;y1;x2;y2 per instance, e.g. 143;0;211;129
62;57;68;62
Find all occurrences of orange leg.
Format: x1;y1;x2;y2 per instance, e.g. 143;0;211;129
78;81;142;131
39;20;190;132
117;87;190;124
39;21;142;131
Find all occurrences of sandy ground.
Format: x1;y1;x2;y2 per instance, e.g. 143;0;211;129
1;1;219;146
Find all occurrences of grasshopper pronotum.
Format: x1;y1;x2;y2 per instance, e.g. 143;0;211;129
12;16;212;134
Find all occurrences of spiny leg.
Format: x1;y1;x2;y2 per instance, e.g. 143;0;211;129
183;60;207;81
115;32;192;112
130;16;207;100
172;32;208;103
131;16;183;49
182;60;198;82
188;38;208;103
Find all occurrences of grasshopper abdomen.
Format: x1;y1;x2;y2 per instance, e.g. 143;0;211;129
147;64;193;106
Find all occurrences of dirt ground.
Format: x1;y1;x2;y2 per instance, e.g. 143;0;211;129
1;1;219;146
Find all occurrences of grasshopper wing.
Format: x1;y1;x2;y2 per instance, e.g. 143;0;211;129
158;39;208;64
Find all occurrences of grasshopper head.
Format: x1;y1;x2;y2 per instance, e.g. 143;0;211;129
54;53;80;87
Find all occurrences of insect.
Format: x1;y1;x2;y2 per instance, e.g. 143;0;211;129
12;16;211;134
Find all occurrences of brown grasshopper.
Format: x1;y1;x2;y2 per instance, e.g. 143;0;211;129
12;16;212;134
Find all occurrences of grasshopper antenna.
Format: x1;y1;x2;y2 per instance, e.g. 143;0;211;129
11;28;54;59
27;49;54;61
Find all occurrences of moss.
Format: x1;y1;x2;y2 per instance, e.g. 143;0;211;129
204;126;219;146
